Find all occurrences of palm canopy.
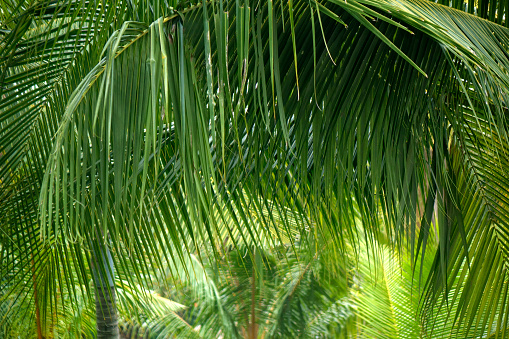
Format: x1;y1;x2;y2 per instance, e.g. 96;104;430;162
2;0;509;337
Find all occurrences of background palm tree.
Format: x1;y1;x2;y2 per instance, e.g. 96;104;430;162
154;244;353;339
2;0;509;337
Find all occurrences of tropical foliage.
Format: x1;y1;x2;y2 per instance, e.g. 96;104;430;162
158;245;353;338
2;0;509;337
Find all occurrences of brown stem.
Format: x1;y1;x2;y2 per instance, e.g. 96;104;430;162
31;254;44;339
249;253;257;339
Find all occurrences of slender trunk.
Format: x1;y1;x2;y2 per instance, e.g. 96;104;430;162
30;254;44;339
249;250;258;339
249;269;257;339
92;241;119;339
95;284;119;338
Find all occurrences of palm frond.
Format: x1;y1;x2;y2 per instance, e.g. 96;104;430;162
353;244;434;338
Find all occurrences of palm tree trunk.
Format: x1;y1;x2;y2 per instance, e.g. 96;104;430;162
30;254;44;339
95;283;119;338
249;248;258;339
249;266;257;339
91;241;119;339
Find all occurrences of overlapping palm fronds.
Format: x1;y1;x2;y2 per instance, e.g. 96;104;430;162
156;243;353;339
2;0;509;337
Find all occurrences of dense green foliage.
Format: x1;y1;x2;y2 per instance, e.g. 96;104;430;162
2;0;509;337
